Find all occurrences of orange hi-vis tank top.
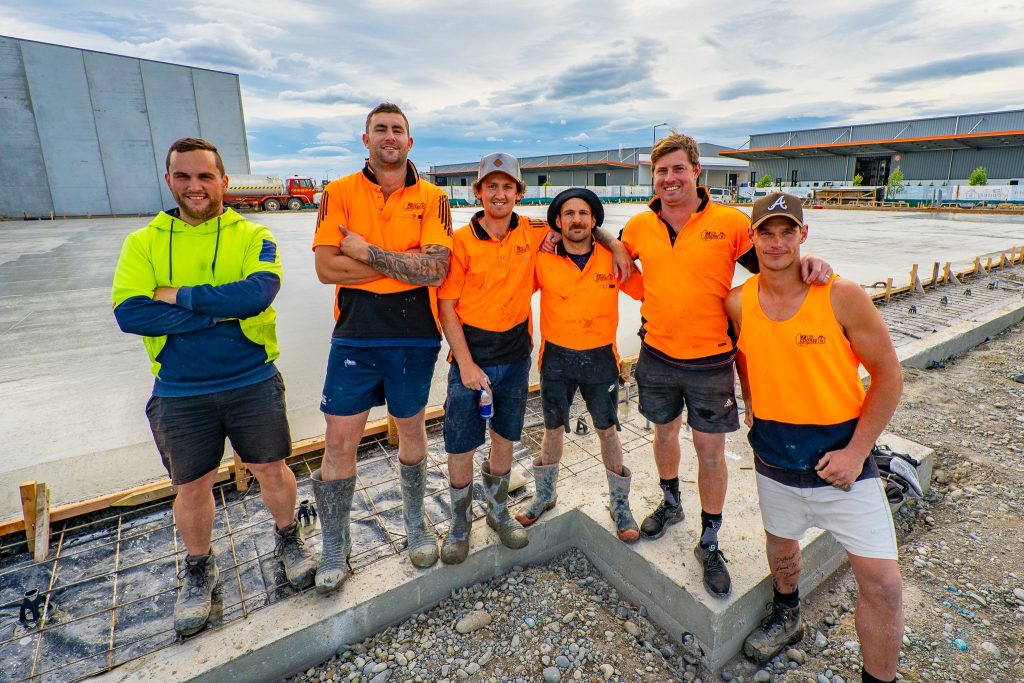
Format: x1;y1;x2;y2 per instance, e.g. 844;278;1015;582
737;275;866;476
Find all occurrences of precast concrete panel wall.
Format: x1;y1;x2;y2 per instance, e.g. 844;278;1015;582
141;60;203;209
85;51;164;214
20;41;112;216
192;70;250;175
0;36;248;218
0;37;53;217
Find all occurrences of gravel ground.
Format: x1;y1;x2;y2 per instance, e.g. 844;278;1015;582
287;320;1024;683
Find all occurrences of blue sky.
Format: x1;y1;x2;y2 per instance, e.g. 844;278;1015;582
5;1;1024;180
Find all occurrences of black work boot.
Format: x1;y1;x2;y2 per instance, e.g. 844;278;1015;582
640;499;684;539
743;600;804;663
694;542;732;597
274;519;317;590
174;547;219;637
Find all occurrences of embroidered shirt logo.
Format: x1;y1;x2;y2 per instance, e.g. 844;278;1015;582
768;196;788;211
514;244;530;255
701;230;726;241
593;273;615;282
796;334;826;346
404;202;426;212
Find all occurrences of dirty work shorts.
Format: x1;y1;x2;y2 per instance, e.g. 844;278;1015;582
320;342;440;418
540;342;620;432
634;344;739;432
755;473;898;560
146;373;292;485
444;358;530;454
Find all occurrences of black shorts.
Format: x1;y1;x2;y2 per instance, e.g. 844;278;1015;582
635;344;739;432
146;373;292;485
540;342;620;432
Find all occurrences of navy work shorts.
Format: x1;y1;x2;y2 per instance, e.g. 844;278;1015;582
321;342;440;418
443;358;530;454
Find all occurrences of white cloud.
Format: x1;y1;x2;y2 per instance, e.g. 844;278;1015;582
564;133;591;142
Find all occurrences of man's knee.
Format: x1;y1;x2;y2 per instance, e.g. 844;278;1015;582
246;459;291;482
653;417;682;441
692;431;725;464
175;471;217;501
852;557;902;610
393;410;426;438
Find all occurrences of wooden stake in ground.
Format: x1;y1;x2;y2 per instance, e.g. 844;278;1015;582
19;481;51;562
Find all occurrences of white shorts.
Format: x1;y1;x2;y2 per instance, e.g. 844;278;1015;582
755;473;898;560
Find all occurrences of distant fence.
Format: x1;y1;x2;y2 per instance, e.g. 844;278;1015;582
440;184;1024;209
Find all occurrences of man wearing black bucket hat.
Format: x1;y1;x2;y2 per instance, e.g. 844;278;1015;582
515;189;645;542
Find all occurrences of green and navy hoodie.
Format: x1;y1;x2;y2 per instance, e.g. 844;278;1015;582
112;207;282;397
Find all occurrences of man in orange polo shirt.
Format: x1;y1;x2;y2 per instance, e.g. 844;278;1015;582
515;188;644;542
311;102;453;593
621;133;831;598
437;156;632;564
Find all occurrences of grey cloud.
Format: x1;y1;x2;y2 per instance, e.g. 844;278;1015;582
490;40;662;107
715;80;787;101
873;48;1024;85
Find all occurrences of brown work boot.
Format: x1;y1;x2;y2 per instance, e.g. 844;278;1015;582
173;547;219;637
274;519;317;590
743;600;804;664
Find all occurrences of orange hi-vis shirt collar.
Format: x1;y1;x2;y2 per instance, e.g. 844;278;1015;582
437;211;549;333
620;189;751;360
737;274;865;425
312;160;453;321
536;242;643;363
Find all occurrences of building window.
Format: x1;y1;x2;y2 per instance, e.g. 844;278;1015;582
594;172;607;186
538;174;547;185
460;178;467;186
436;176;447;186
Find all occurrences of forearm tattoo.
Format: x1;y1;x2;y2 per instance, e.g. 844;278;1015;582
593;227;615;248
365;244;451;286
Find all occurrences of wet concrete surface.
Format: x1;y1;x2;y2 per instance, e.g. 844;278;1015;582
0;206;1021;520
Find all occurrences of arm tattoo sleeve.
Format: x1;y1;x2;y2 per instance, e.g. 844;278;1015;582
365;244;451;286
592;227;615;248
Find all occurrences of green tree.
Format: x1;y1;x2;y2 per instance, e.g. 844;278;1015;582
968;166;988;186
851;173;863;186
756;175;772;188
886;166;906;199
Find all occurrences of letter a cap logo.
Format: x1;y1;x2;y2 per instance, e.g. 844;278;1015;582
751;191;804;230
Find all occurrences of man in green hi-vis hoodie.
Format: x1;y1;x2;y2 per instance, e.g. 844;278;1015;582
111;137;315;637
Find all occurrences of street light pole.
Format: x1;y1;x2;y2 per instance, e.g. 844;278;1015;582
651;124;668;188
578;144;590;187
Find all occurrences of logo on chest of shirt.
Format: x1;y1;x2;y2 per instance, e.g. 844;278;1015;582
795;334;826;346
593;272;616;288
514;244;530;255
404;201;425;219
701;230;726;241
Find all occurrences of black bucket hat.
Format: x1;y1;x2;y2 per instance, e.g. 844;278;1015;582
547;188;604;231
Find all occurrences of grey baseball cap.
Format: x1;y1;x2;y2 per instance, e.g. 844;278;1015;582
473;152;525;193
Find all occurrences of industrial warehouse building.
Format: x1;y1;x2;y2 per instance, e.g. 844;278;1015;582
0;35;250;218
722;109;1024;188
428;143;748;197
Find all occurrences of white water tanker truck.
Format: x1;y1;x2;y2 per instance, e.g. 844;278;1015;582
224;175;318;211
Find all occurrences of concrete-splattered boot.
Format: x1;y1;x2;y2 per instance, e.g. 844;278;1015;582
481;462;529;549
606;466;640;543
400;459;439;568
514;456;559;526
440;484;474;564
310;469;354;594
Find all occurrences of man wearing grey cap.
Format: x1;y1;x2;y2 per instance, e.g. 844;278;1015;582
436;156;632;563
515;189;645;542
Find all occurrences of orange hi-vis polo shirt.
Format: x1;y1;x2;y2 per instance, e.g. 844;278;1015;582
737;275;866;477
438;212;549;365
312;162;453;340
535;242;643;364
620;190;752;360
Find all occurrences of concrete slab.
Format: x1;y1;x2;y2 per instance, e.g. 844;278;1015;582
96;427;933;681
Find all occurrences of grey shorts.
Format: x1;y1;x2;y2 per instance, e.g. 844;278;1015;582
635;344;739;432
146;373;292;485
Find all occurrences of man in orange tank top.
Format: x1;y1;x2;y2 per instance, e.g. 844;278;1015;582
725;193;905;683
